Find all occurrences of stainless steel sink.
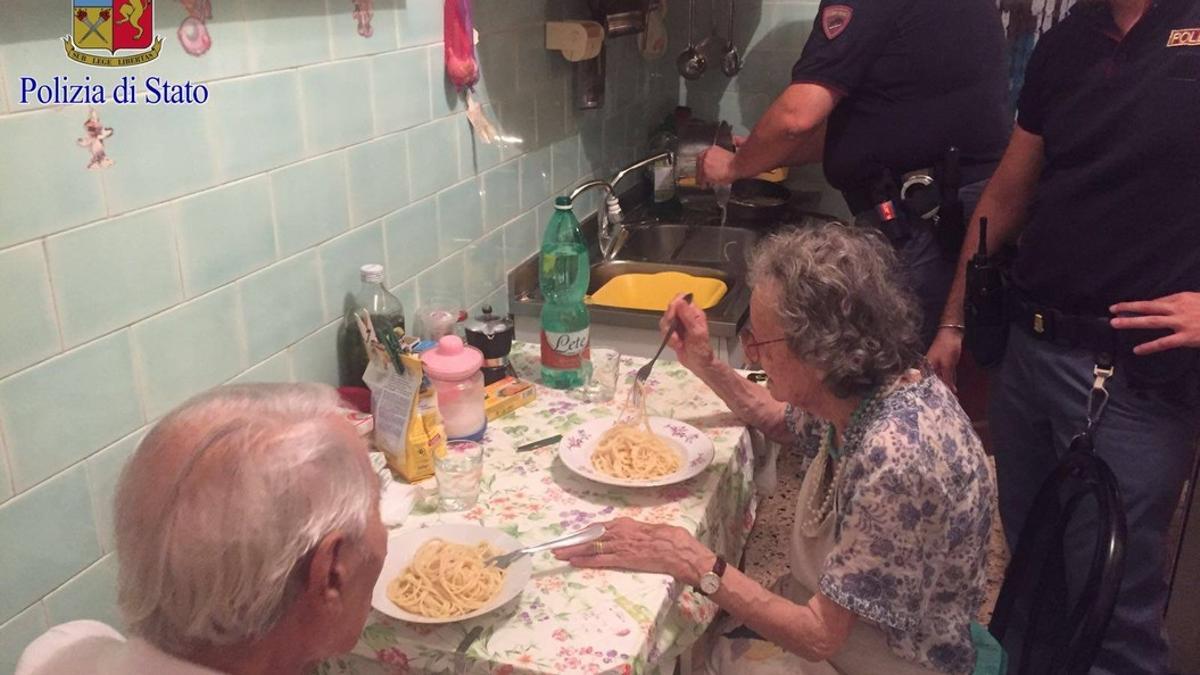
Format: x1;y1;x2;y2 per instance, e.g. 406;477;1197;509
587;260;730;296
612;224;758;270
509;210;759;338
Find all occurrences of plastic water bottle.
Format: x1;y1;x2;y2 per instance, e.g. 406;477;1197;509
539;197;591;389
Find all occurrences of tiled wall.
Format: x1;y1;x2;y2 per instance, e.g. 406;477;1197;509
666;0;849;217
0;0;676;669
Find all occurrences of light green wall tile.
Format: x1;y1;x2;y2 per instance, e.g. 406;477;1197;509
244;0;333;71
551;136;581;193
232;351;294;385
417;251;465;308
46;206;182;348
463;228;504;305
271;154;351;257
85;430;143;554
0;434;11;505
133;0;251;84
328;0;399;59
0;605;46;675
174;177;276;298
318;222;386;322
481;160;520;232
207;72;305;182
519;146;552;211
239;252;326;363
397;0;444;47
372;49;432;134
42;554;119;629
0;108;107;248
300;61;373;155
383;196;440;285
0;466;100;624
289;322;341;387
436;178;483;257
347;135;410;227
407;117;461;199
0;332;142;492
100;101;216;214
0;243;59;379
132;286;246;420
503;210;539;272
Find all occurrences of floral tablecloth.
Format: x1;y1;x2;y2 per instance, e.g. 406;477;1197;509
322;344;758;675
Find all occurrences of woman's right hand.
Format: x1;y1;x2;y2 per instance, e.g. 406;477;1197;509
661;295;716;374
926;327;963;393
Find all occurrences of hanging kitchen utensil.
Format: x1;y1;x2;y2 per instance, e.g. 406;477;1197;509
676;0;706;80
721;0;741;76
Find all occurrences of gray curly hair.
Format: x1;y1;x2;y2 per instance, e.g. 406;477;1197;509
747;222;923;398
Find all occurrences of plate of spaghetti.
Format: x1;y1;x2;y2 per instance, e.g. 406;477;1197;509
371;524;531;624
557;416;715;487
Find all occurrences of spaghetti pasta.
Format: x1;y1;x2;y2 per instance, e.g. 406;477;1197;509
592;380;682;479
387;539;506;618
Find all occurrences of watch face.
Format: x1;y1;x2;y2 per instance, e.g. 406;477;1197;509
699;572;721;595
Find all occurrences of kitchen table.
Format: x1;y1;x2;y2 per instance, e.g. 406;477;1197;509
319;344;758;675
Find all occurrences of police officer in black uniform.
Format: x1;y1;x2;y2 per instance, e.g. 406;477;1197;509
698;0;1011;346
928;0;1200;670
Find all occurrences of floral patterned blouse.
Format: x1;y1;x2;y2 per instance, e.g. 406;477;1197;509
784;369;995;675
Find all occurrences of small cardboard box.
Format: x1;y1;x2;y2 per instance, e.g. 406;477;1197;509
484;377;537;421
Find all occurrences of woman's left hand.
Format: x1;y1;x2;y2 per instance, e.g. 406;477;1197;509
554;518;716;586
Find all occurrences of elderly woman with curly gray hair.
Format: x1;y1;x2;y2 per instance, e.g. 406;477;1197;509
557;223;1000;675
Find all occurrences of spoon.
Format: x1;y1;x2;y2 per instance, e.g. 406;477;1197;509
721;0;742;76
676;0;707;80
484;524;606;569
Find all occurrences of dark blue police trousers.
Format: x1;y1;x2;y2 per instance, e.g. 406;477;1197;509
990;325;1200;675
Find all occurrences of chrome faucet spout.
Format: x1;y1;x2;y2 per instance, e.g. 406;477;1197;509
563;152;676;262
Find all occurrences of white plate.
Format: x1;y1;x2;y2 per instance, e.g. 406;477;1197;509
371;524;531;624
557;416;716;487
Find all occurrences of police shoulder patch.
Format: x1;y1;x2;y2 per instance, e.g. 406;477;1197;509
1167;28;1200;47
821;5;854;40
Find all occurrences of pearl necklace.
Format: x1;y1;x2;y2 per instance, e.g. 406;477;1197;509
798;388;883;536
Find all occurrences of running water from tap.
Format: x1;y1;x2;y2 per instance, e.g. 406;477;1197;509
714;183;730;227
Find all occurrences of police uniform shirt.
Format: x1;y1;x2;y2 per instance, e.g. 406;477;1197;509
1013;0;1200;315
791;0;1011;194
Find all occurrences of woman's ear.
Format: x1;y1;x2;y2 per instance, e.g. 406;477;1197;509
307;532;349;602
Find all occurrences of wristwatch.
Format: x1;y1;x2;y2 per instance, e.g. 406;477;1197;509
697;556;727;596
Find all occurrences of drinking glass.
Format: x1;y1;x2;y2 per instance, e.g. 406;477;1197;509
571;349;622;403
435;440;483;511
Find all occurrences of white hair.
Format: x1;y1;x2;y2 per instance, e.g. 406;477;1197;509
114;383;378;656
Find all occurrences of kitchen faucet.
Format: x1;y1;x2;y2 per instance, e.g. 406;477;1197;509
566;151;674;261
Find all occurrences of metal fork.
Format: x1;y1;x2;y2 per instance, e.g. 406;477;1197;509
625;293;694;417
483;524;606;569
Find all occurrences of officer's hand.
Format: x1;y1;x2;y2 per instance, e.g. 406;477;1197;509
926;327;963;393
697;146;737;188
1110;292;1200;354
660;295;716;373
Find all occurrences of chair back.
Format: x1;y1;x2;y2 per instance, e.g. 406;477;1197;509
989;434;1127;675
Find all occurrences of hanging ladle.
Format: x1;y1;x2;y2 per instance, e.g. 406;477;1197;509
721;0;742;76
676;0;707;80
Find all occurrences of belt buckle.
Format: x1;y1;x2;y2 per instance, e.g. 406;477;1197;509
1032;312;1046;335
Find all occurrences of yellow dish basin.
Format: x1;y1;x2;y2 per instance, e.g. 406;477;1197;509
588;271;727;311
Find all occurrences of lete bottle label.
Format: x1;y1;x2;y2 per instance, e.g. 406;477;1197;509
541;328;590;369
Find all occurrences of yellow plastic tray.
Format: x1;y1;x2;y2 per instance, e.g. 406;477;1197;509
588;271;727;311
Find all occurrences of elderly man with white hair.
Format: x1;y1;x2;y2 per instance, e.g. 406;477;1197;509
17;383;387;675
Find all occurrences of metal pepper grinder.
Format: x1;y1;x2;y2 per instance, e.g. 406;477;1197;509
462;305;516;385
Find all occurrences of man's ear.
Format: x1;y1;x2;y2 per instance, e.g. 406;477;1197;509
308;532;348;601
